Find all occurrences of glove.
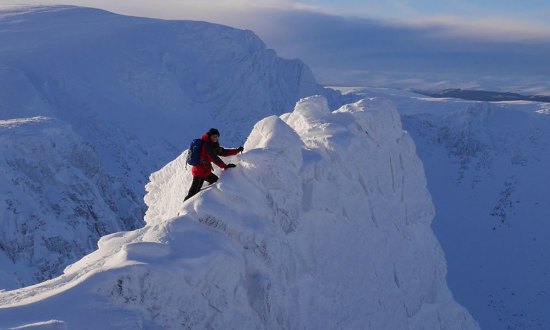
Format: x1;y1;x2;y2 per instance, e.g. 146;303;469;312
225;163;236;169
237;146;244;152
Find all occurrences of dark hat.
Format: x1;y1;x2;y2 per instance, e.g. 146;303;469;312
207;128;220;137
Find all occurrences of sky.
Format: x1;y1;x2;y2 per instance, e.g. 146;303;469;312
297;0;550;29
1;0;550;93
3;0;545;39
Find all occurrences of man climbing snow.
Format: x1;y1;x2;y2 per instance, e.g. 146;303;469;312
184;128;243;201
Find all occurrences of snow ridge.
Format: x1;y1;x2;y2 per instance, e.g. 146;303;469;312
0;96;477;329
0;6;345;289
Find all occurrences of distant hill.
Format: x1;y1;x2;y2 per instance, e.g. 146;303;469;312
414;88;550;103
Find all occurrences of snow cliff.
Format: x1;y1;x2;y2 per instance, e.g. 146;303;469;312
403;102;550;330
0;5;344;288
0;96;478;329
337;87;550;329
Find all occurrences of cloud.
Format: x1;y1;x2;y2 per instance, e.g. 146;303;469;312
408;15;550;42
230;8;550;93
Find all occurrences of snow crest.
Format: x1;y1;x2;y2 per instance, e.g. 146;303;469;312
0;5;346;288
0;96;477;329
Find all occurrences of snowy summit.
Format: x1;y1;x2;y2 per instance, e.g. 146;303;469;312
0;96;477;329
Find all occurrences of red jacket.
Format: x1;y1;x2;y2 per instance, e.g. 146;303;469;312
191;134;240;178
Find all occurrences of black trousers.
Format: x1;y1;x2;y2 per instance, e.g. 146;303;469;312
184;173;218;201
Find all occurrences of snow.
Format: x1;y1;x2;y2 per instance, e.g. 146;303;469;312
9;320;66;330
0;116;126;289
0;5;343;289
344;87;550;330
2;4;546;329
0;96;477;329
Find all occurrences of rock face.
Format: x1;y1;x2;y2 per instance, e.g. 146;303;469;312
0;6;343;288
0;96;478;329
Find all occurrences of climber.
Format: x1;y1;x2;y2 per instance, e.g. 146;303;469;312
184;128;243;201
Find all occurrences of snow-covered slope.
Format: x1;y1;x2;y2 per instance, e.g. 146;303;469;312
0;6;342;142
339;87;550;330
0;5;344;288
0;96;477;329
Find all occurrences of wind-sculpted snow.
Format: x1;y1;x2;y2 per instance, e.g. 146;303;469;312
0;5;345;288
0;96;477;329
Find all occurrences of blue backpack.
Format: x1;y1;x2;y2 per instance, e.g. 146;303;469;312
186;138;203;166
